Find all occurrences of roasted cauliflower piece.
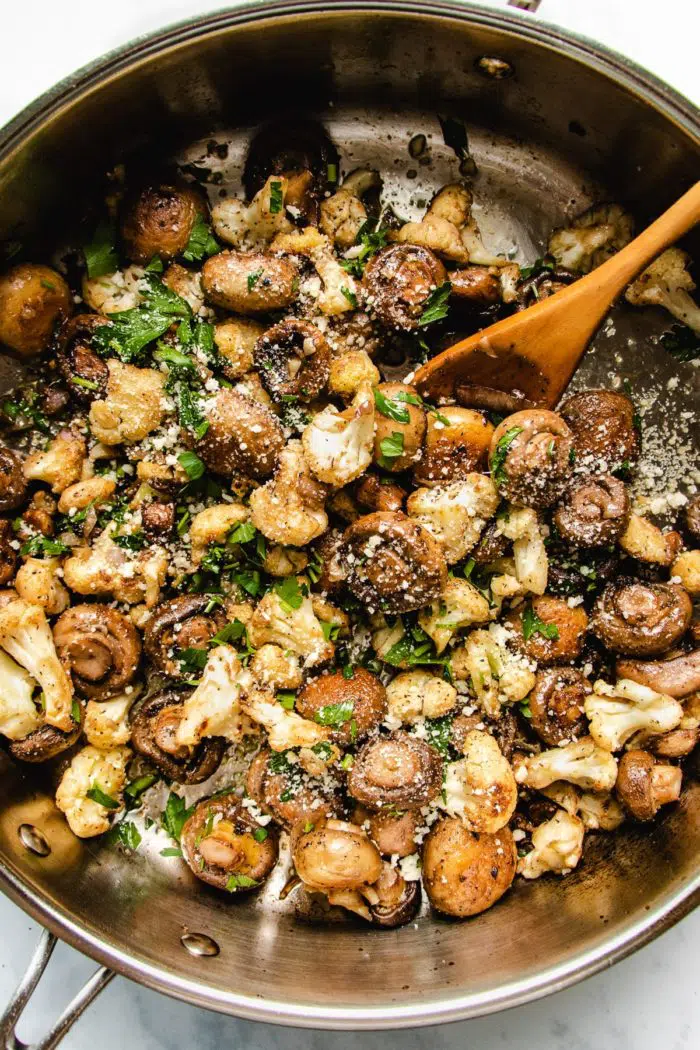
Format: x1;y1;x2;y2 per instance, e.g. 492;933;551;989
0;599;74;733
319;168;380;249
250;440;328;547
455;623;536;719
328;350;380;399
242;694;330;751
418;577;490;653
272;226;359;315
14;557;70;616
442;730;518;833
499;506;548;596
618;513;681;567
81;265;144;314
515;736;618;792
671;550;700;596
406;474;499;564
0;650;42;741
23;430;86;494
548;203;634;273
84;685;142;750
211;175;293;248
517;811;586;879
249;644;303;690
55;744;130;838
584;678;683;752
302;381;374;487
263;545;309;578
385;669;457;724
63;524;167;608
176;645;257;747
89;360;166;445
189;503;249;566
395;183;504;266
248;590;333;668
625;247;700;334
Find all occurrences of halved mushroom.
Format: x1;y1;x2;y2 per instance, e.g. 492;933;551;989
53;604;141;700
131;689;225;783
529;667;592;745
615;749;682;821
554;474;629;547
0;264;72;357
143;595;228;678
347;731;443;810
0;446;27;512
181;793;278;891
367;808;420;858
8;700;82;763
616;648;700;699
254;319;330;404
340;511;448;613
361;244;447;331
591;578;692;657
372;382;427;472
422;818;516;918
195;389;285;480
0;520;17;586
414;407;494;486
292;817;383;893
354;474;407;514
120;182;208;263
504;596;588;667
450;266;501;305
367;862;421;928
55;314;110;403
648;692;700;758
560;389;639;472
201;250;298;314
295;668;387;747
245;747;342;828
489;409;574;509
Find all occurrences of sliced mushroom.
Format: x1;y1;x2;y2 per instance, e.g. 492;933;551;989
591;578;692;657
615;749;682;821
0;520;17;586
422;817;516;918
195;389;285;480
55;314;110;403
53;604;141;700
0;446;27;512
131;689;225;783
505;596;588;666
414;407;494;486
254;319;330;403
202;250;298;314
120;182;208;263
144;595;228;678
616;650;700;698
489;409;574;508
340;511;447;613
368;862;421;928
0;264;72;357
181;793;278;891
361;244;447;331
560;389;639;472
347;731;443;810
554;474;629;547
529;667;592;745
295;668;387;747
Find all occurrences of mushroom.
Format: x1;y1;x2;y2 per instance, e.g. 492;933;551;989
53;604;141;700
0;446;28;512
615;749;682;821
354;473;406;515
347;731;443;810
295;667;387;746
366;862;422;928
450;266;502;305
441;730;518;833
422;818;516;918
250;440;328;547
584;678;683;752
529;667;592;746
372;383;427;472
120;181;208;263
0;264;72;357
514;736;618;792
616;649;700;698
0;520;17;586
517;811;586;879
590;578;692;657
247;747;341;828
684;495;700;545
366;808;420;858
57;477;116;517
489;409;574;509
559;389;639;472
9;713;83;764
243;119;338;205
131;689;225;783
406;473;499;564
254;318;330;404
505;596;588;667
195;389;285;481
360;244;447;331
648;692;700;759
513;265;577;311
181;794;279;891
143;595;228;678
201;250;298;314
554;474;629;547
55;314;110;403
292;817;383;894
141;501;176;540
55;744;130;838
413;407;494;485
340;511;448;613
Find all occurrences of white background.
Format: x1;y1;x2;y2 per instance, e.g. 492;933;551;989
0;2;698;1049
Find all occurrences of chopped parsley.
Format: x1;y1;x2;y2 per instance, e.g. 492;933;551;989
161;791;195;842
315;699;355;726
253;827;269;843
108;820;142;851
92;275;192;362
340;285;358;308
383;621;451;670
226;873;259;891
277;691;296;711
83;218;118;278
178;450;206;480
125;774;159;804
247;268;263;292
378;431;405;469
113;531;146;551
182;213;220;262
373;387;418;423
269;180;284;214
86;784;120;809
418;281;452;326
20;534;71;558
424;715;454;757
521;603;560;642
274;576;304;611
340;219;390;278
490;425;523;484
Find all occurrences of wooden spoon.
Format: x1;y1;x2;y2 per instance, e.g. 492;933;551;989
414;181;700;410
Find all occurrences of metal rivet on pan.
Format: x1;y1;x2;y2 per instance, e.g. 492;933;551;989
181;933;220;957
475;56;515;80
18;824;51;857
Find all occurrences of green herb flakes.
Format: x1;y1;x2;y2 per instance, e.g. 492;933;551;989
490;425;523;484
314;699;355;726
182;213;220;263
87;784;120;809
521;603;560;642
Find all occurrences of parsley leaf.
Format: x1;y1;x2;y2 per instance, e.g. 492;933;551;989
521;603;560;642
87;784;120;809
110;820;142;850
315;699;355;726
20;534;71;558
340;285;358;308
175;382;209;439
92;275;191;362
226;873;259;891
124;774;159;804
83;219;119;278
373;387;411;423
161;792;195;842
490;425;523;484
378;431;405;468
274;576;304;611
178;450;206;480
269;180;284;214
253;827;269;842
418;281;452;326
182;213;220;262
247;268;263;292
340;219;390;278
277;691;296;711
383;621;450;669
424;715;454;757
659;323;700;362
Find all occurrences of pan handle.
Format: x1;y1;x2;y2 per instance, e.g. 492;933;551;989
0;929;114;1050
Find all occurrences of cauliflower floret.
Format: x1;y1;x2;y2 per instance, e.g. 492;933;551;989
176;645;257;747
499;506;548;596
577;790;625;831
385;669;457;724
406;475;499;564
671;550;700;595
214;317;265;379
395;184;505;266
302;381;374;487
242;693;330;751
23;430;86;494
311;595;349;637
211;176;293;248
248;590;333;668
0;599;74;732
81;265;144;314
250;440;328;546
515;736;618;792
625;247;700;334
418;577;490;653
189;503;249;566
455;623;536;719
272;226;359;315
0;650;42;740
55;745;130;838
548;203;634;273
585;678;683;752
163;263;206;315
517;811;586;880
89;360;166;445
370;613;405;665
84;685;142;750
263;545;309;578
328;350;380;400
14;557;69;616
320;168;380;249
618;513;681;567
441;730;518;833
58;476;116;514
63;524;167;608
249;644;303;690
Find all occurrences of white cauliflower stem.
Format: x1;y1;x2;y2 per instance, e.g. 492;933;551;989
442;730;518;833
55;745;130;838
302;382;374;487
515;736;618;792
0;650;42;740
585;678;683;752
0;599;74;732
517;811;586;879
176;645;257;747
625;247;700;334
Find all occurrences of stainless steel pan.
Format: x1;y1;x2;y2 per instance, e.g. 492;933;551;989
0;0;698;1038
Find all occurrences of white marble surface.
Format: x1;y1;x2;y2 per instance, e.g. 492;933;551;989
0;1;698;1047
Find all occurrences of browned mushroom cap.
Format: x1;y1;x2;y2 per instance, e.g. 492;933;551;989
254;319;330;404
0;520;17;586
201;251;299;315
505;596;588;667
372;382;427;472
361;244;447;331
529;667;592;745
326;310;383;359
450;709;520;760
54;604;141;700
514;266;577;311
341;511;447;614
450;266;501;305
144;595;228;678
560;389;640;472
615;749;682;821
422;817;516;918
131;689;225;784
347;731;443;810
9;703;83;764
0;264;72;357
292;816;383;892
247;747;342;828
649;724;700;760
685;495;700;545
141;501;175;540
120;182;208;263
195;389;284;480
367;808;420;857
295;668;387;747
0;446;27;512
591;578;692;657
181;793;279;892
354;474;406;514
368;863;421;928
489;409;574;508
616;649;700;699
55;314;110;404
244;119;338;201
554;474;629;548
471;520;511;566
414;406;494;486
309;528;345;594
